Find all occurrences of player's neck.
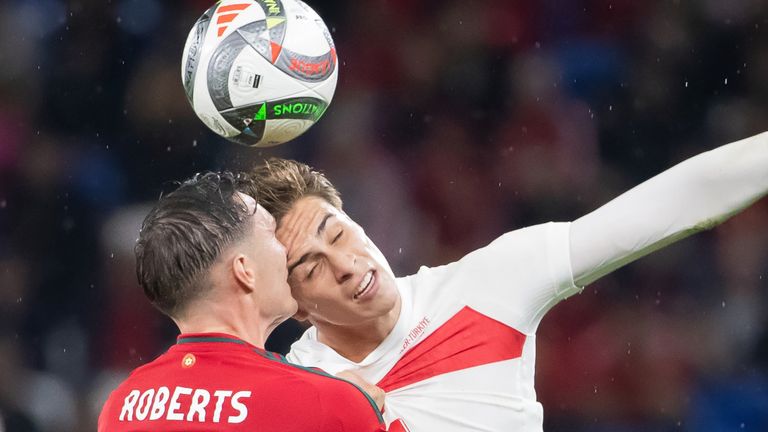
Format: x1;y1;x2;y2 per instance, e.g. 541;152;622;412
175;299;273;349
315;295;402;363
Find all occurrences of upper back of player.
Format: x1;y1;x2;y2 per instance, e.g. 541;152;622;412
98;333;385;432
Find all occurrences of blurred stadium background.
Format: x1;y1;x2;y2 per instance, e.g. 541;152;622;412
0;0;767;430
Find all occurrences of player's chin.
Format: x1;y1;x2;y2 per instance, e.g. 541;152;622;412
376;275;399;304
368;284;399;315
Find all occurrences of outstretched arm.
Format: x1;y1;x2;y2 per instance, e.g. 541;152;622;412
570;131;768;287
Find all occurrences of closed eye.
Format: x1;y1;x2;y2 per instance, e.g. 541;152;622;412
306;263;318;280
331;229;343;244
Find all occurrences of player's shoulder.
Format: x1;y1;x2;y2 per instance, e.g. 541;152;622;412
405;222;569;290
106;349;171;392
280;365;384;429
482;221;567;251
97;358;162;431
257;353;366;401
285;327;343;368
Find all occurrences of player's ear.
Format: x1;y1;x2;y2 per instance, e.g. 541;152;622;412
232;254;256;294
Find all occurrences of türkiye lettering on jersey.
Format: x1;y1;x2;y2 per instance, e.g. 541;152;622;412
119;386;251;424
399;316;431;354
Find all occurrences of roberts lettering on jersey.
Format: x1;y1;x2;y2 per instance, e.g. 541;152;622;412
99;333;387;432
118;386;251;424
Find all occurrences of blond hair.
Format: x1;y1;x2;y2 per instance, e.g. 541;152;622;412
247;158;342;221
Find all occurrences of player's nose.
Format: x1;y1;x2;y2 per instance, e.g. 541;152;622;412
328;249;356;283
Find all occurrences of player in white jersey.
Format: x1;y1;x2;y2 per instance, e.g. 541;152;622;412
247;131;768;431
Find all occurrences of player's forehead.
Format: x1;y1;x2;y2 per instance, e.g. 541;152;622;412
277;196;340;249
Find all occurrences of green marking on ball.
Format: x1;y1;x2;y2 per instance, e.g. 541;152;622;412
254;103;267;121
274;102;319;116
269;98;328;120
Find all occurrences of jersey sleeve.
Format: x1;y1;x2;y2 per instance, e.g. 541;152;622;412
570;131;768;286
410;222;579;334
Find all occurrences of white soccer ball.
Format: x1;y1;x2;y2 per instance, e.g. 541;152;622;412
181;0;338;147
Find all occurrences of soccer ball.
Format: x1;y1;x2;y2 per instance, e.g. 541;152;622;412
181;0;338;147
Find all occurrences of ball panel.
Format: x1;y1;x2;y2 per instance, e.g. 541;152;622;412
296;62;338;101
259;119;315;147
181;3;216;104
293;0;335;50
212;1;265;39
254;0;286;19
268;0;336;83
206;25;256;111
227;48;308;107
218;102;267;144
281;1;329;56
274;47;336;82
218;96;327;146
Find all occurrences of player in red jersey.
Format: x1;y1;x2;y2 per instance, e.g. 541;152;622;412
98;172;389;432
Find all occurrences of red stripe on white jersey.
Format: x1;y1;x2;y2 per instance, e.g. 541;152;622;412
377;306;526;392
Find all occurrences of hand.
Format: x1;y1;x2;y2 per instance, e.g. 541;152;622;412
336;370;386;411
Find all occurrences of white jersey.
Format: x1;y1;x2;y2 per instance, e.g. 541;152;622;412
287;222;580;431
286;132;768;431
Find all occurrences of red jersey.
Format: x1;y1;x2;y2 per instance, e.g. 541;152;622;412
98;333;386;432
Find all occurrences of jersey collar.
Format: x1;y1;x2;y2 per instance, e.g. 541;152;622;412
176;332;255;348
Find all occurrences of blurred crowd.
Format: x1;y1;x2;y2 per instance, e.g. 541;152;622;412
0;0;767;430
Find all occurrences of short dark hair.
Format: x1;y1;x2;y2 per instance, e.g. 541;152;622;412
135;172;255;318
246;158;342;222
